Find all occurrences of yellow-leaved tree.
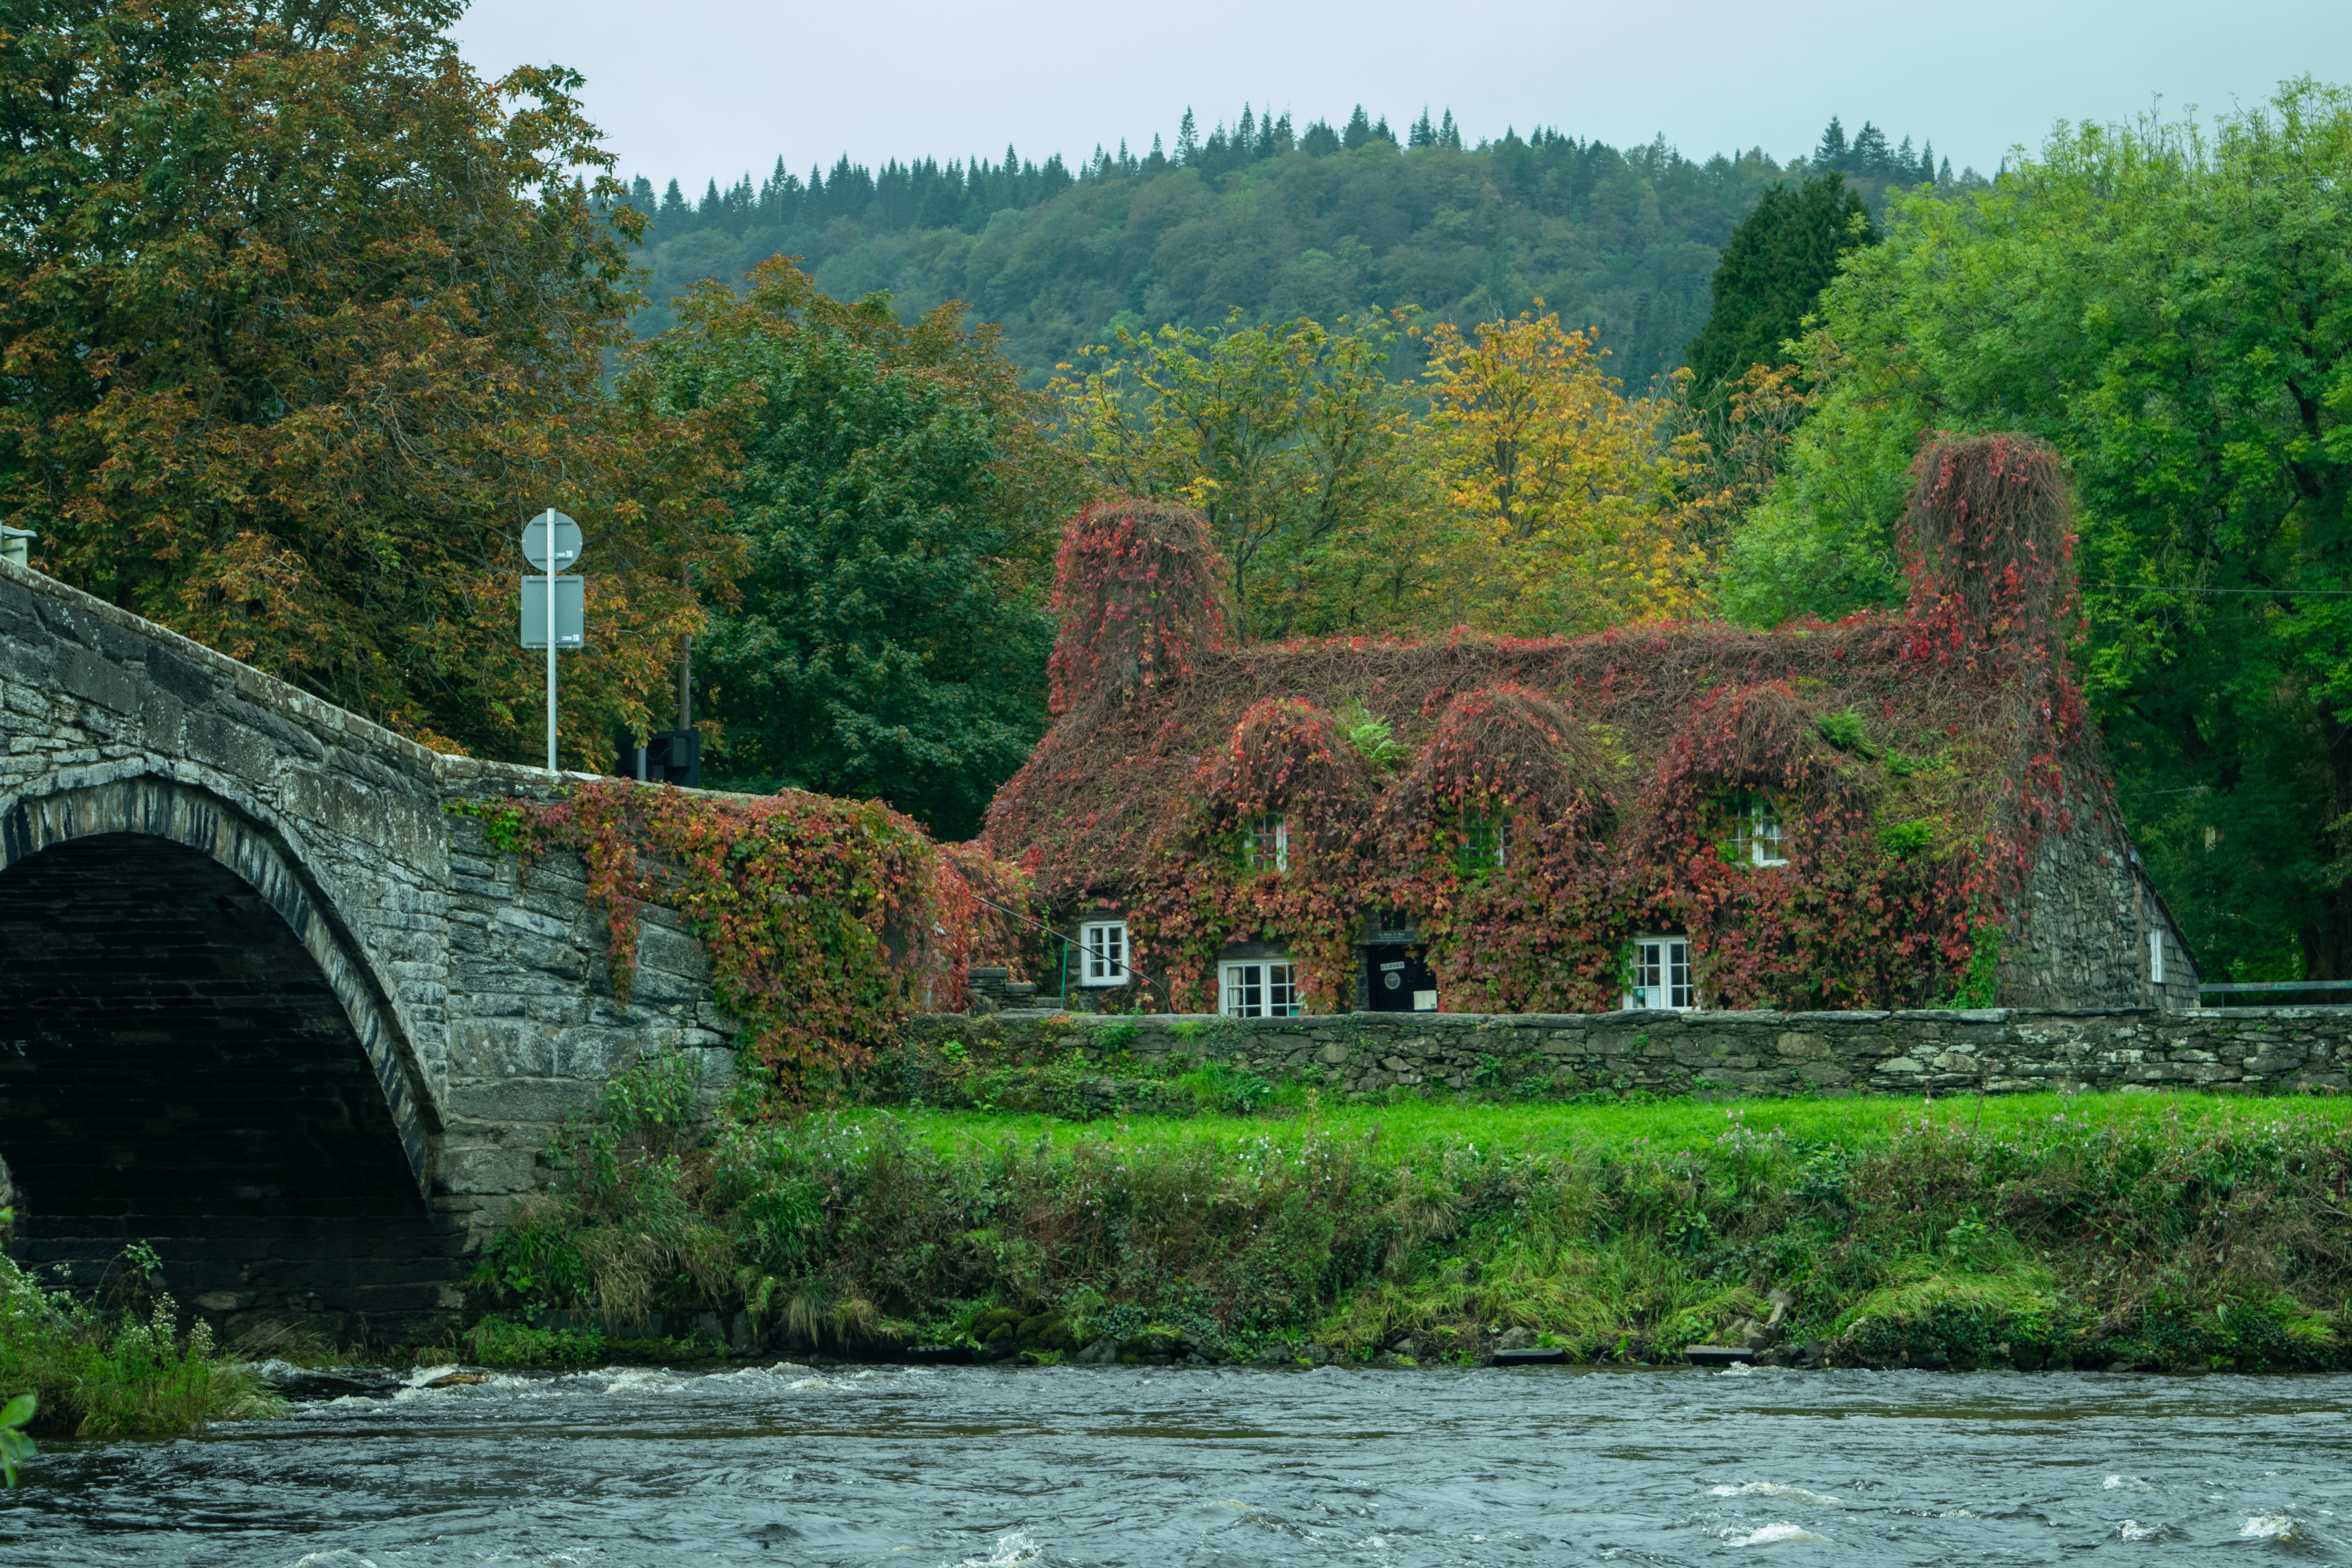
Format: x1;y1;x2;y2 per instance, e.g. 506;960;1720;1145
1052;309;1453;641
1423;307;1704;635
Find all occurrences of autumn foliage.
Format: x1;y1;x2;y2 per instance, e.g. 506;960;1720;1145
1423;307;1707;634
1049;304;1749;648
988;434;2095;1015
1900;434;2080;663
1047;500;1229;714
1389;684;1617;833
491;782;1029;1094
0;0;736;760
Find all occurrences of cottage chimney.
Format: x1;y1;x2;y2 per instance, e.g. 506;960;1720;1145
1899;433;2078;660
1047;501;1227;713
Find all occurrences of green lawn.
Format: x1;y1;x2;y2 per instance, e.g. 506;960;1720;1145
848;1088;2352;1160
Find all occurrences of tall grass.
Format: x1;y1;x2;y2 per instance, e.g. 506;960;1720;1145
0;1249;279;1439
476;1061;2352;1371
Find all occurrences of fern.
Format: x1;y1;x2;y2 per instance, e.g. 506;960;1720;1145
1337;699;1404;772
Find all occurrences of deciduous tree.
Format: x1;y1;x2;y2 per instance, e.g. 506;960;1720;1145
1718;79;2352;982
643;258;1086;839
0;0;733;760
1053;309;1443;640
1422;307;1704;635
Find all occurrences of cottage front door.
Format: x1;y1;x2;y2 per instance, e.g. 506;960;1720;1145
1365;944;1438;1012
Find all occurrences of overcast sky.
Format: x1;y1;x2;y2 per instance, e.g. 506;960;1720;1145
452;0;2344;191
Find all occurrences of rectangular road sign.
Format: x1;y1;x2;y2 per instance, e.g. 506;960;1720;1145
518;574;584;649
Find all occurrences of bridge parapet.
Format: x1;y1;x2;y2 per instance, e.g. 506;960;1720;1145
0;559;733;1341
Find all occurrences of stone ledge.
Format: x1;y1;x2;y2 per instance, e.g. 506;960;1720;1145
882;1005;2352;1108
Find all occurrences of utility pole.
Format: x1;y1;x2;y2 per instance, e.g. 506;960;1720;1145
678;566;694;731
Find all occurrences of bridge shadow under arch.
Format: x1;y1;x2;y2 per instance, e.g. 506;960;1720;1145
0;822;459;1345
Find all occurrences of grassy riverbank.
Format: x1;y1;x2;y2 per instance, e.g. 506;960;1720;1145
473;1058;2352;1372
0;1250;279;1439
862;1090;2352;1160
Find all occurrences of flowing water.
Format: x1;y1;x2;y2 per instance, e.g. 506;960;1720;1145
6;1361;2350;1565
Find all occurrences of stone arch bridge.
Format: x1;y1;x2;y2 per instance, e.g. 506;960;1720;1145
0;560;733;1344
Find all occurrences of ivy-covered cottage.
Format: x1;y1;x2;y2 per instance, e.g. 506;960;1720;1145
982;435;2198;1019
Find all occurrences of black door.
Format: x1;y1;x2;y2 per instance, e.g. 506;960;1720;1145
1365;945;1437;1012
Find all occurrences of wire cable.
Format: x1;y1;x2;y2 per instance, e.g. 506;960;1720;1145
2089;582;2352;597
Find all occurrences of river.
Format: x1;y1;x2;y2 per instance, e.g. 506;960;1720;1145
6;1361;2348;1564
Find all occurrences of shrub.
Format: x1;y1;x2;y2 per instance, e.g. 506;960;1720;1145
0;1251;277;1439
473;1086;2352;1372
464;1316;607;1371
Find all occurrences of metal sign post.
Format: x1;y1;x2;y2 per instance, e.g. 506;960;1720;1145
517;510;585;772
544;512;556;771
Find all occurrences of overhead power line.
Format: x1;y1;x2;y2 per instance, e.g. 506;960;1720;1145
2089;582;2352;597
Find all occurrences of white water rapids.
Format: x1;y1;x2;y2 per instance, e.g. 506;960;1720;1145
8;1362;2350;1563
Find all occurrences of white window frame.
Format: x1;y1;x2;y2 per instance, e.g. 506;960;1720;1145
1220;957;1300;1018
1462;809;1510;870
1078;920;1129;987
1246;814;1290;873
1737;799;1788;867
2149;928;2165;985
1624;935;1698;1012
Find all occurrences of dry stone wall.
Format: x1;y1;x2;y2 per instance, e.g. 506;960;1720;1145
880;1004;2352;1114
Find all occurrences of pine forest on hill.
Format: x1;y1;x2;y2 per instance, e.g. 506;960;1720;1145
614;108;1968;383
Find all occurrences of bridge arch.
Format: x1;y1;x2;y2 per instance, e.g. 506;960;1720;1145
0;775;454;1338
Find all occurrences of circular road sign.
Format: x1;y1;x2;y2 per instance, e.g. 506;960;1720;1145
519;510;585;572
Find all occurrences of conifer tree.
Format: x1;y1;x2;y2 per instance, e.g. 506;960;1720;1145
1814;116;1848;168
1849;122;1890;178
1683;172;1876;398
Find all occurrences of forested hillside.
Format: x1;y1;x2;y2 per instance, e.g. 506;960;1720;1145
614;108;1964;383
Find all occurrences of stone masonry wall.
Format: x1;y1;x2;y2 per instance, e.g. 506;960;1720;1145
438;815;737;1237
0;557;733;1333
2008;769;2201;1011
881;1004;2352;1114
